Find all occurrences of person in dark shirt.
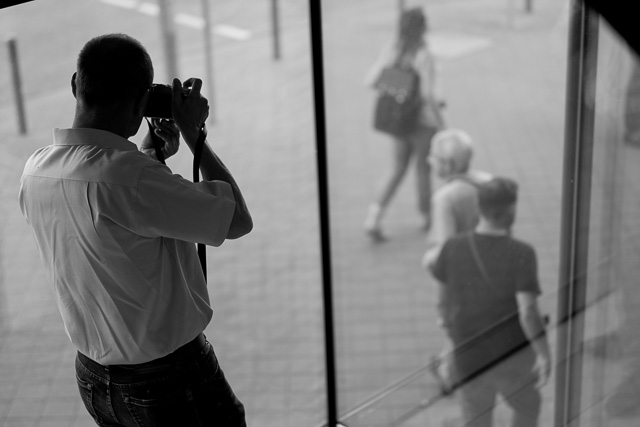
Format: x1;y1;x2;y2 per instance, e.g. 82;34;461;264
431;177;551;427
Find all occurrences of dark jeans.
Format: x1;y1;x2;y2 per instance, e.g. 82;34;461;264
75;334;246;426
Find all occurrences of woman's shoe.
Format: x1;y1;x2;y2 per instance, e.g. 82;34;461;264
365;226;388;243
364;204;387;243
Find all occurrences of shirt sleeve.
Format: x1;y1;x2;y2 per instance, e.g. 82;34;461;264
131;162;236;247
515;244;541;295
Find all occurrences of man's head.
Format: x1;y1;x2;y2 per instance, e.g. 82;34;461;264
72;34;153;136
477;177;518;229
398;7;427;44
429;129;474;179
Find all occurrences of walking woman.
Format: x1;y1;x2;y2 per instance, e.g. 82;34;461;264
364;7;445;241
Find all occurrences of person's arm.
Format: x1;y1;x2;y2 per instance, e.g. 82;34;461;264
416;48;435;99
434;279;450;328
516;292;552;387
422;192;456;270
430;241;451;328
172;77;253;239
429;50;445;108
186;139;252;239
364;41;394;88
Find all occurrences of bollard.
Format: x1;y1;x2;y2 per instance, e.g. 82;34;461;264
201;0;215;122
525;0;533;13
7;37;27;135
271;0;281;60
158;0;178;80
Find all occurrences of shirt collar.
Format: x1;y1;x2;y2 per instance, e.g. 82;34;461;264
53;128;138;152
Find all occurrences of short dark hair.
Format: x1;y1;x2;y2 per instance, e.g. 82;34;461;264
478;177;518;223
398;7;426;47
76;34;153;107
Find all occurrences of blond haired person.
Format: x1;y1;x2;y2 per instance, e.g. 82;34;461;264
422;129;492;393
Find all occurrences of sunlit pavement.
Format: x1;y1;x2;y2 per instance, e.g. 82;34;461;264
0;0;632;426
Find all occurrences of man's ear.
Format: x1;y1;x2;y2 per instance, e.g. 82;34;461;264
133;88;149;117
71;72;77;99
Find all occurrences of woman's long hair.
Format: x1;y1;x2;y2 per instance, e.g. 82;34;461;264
395;7;427;59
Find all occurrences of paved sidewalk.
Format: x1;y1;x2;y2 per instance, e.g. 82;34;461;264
1;0;629;426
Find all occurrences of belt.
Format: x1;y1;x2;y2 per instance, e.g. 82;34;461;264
78;333;207;380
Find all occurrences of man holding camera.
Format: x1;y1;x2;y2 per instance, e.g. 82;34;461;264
19;33;252;426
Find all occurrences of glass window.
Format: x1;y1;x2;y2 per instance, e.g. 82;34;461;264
322;1;567;425
575;16;640;427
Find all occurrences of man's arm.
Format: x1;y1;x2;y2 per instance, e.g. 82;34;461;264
172;77;253;239
422;192;456;270
185;138;252;239
516;292;552;387
434;278;450;328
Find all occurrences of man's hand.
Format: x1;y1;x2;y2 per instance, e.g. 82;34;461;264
140;119;180;160
172;77;209;148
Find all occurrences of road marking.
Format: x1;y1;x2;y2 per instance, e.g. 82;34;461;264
429;33;493;60
214;25;251;41
175;13;204;30
137;2;159;16
101;0;137;9
99;0;252;40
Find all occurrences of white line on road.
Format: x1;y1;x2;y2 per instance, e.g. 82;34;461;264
137;2;159;16
213;25;251;41
175;13;205;30
99;0;252;40
100;0;137;9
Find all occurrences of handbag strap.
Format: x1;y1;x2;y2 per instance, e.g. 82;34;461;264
467;233;495;292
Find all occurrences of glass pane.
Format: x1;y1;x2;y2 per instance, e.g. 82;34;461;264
577;17;640;427
323;1;568;425
0;1;325;426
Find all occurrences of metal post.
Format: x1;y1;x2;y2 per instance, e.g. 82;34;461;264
271;0;281;60
525;0;533;13
554;1;599;426
7;37;27;135
201;0;215;122
398;0;405;13
158;0;178;80
308;0;338;426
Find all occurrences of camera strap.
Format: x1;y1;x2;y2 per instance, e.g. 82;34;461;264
193;125;208;281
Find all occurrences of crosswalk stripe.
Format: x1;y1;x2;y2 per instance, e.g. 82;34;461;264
98;0;252;40
137;2;159;16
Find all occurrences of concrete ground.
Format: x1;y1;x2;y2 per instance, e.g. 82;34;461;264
1;0;637;426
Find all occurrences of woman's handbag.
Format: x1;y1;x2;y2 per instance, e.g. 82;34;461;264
373;64;422;137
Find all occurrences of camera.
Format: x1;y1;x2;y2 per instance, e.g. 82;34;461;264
143;84;189;119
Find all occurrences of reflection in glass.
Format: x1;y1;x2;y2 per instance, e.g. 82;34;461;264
324;0;568;425
579;17;640;427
